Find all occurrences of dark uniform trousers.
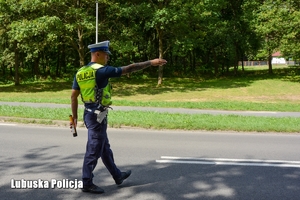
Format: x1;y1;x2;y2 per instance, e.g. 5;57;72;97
82;110;121;186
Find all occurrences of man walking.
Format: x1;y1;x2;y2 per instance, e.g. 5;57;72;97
71;40;167;194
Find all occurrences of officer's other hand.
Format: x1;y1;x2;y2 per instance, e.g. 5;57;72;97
151;58;167;66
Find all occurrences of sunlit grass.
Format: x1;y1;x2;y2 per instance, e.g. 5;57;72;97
1;74;299;111
1;66;300;132
0;105;299;133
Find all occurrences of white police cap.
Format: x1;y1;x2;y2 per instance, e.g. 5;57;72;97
88;40;111;54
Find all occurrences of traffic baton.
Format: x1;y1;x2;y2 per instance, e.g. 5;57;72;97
69;115;78;137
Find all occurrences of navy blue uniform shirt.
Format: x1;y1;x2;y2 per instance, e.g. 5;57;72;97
72;62;122;108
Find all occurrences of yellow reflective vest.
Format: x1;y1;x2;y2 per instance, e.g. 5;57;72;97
76;64;112;106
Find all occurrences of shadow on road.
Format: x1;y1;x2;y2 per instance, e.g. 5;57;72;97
0;145;299;200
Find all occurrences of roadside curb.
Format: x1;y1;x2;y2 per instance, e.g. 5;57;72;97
0;116;84;128
0;116;143;130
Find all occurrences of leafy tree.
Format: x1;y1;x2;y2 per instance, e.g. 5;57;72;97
1;0;297;86
0;0;110;85
0;0;22;85
196;0;261;75
108;0;187;85
254;0;291;74
278;0;300;62
1;0;65;84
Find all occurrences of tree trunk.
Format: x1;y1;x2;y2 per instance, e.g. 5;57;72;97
78;28;85;67
213;50;218;75
1;63;5;76
14;41;20;86
33;57;40;77
56;50;60;77
157;27;164;86
268;53;273;74
10;67;13;77
61;44;67;74
192;50;196;72
241;58;244;72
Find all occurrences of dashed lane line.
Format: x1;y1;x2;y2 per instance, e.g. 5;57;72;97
156;156;300;168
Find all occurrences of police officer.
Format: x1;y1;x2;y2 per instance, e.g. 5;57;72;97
71;40;167;194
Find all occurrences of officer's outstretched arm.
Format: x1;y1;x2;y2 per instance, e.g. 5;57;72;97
121;59;167;75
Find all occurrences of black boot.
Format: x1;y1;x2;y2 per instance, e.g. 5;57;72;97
81;184;104;194
115;170;132;185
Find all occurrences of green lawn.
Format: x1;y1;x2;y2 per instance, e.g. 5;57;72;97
0;66;300;132
0;105;299;133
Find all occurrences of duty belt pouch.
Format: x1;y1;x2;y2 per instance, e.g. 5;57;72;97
95;109;108;124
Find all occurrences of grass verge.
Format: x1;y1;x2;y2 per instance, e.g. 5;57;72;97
0;105;299;133
1;67;300;132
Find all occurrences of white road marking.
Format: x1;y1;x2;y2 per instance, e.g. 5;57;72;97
160;156;300;164
156;156;300;168
0;123;16;126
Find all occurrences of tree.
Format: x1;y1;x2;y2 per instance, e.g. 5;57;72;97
0;0;66;84
254;0;290;74
0;0;22;85
278;0;300;62
109;0;187;85
2;0;296;85
0;0;110;85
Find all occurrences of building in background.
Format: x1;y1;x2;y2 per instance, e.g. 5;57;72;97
271;51;287;65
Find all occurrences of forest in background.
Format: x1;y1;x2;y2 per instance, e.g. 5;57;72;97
0;0;300;85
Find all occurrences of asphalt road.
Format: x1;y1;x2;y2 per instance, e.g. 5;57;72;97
1;101;300;117
0;124;300;200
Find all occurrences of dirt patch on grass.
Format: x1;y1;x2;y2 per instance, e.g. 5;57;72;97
231;95;300;103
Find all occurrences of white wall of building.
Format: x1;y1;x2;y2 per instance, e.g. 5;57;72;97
272;57;286;64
